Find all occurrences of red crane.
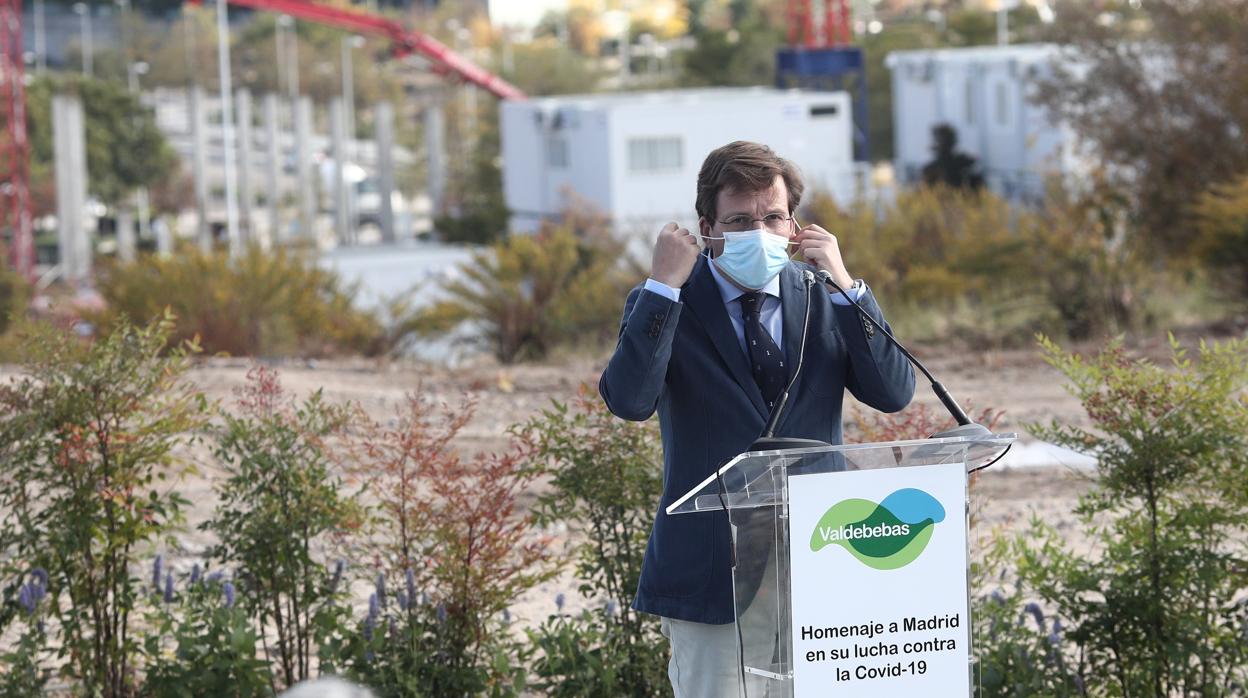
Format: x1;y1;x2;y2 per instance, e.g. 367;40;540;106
0;0;33;279
188;0;527;101
787;0;852;48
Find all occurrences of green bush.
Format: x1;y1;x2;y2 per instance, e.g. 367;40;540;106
515;388;669;696
412;214;641;363
0;249;28;338
346;392;558;696
142;564;272;697
989;335;1248;695
1194;172;1248;306
204;366;364;690
803;181;1153;344
95;245;385;357
0;314;208;697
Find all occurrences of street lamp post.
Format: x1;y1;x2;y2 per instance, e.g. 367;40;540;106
73;2;93;77
215;0;241;257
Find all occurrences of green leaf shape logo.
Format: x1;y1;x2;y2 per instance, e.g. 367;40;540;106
808;488;945;570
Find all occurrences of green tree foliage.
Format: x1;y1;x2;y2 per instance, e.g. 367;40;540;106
678;0;785;88
24;76;177;210
1193;172;1248;306
498;39;606;97
0;315;209;697
411;213;641;363
1004;336;1248;695
516;388;668;696
1033;0;1248;257
436;115;510;245
205;366;365;691
95;245;386;358
921;124;984;190
0;245;28;337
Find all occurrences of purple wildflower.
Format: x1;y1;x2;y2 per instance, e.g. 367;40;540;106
18;584;33;615
363;614;376;642
368;593;379;624
151;555;163;591
436;604;447;624
397;592;408;611
605;600;618;618
555;592;566;613
502;608;511;624
30;569;48;587
189;564;202;585
375;572;387;609
1022;602;1046;632
222;582;236;609
328;559;346;594
406;568;416;603
163;572;175;604
206;571;225;584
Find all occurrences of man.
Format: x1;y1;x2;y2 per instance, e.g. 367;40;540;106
598;141;915;697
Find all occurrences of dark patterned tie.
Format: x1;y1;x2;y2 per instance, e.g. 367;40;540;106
739;292;786;410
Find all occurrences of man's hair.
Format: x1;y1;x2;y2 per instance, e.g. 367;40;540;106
695;141;804;222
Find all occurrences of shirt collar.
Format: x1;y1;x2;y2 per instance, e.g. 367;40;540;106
706;254;783;305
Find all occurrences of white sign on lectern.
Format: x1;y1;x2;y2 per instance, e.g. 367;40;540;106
788;461;970;697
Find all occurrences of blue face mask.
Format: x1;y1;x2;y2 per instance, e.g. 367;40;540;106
708;229;792;290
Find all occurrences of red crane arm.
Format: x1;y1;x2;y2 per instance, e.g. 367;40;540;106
188;0;526;100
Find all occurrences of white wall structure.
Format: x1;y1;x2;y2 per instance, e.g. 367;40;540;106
886;44;1081;204
500;87;860;236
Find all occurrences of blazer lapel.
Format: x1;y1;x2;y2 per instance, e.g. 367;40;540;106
683;257;769;418
779;263;810;386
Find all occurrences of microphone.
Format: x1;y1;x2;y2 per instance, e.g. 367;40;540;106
750;270;830;452
814;269;991;440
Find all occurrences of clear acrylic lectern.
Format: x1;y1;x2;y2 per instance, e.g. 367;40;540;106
666;433;1015;698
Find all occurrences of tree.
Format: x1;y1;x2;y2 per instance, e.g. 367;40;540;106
921;124;984;190
24;76;178;212
1033;0;1248;257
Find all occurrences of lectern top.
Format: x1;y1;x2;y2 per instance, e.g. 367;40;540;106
665;433;1016;516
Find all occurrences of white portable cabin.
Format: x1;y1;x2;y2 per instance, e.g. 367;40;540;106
886;44;1082;203
500;87;859;235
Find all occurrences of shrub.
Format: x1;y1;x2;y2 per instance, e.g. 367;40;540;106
1193;171;1248;306
514;387;668;696
1001;335;1248;695
0;247;28;337
142;564;272;697
204;366;365;690
0;314;208;697
0;569;52;697
411;212;640;363
348;392;559;696
95;245;385;357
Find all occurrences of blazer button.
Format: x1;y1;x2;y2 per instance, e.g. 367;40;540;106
863;317;876;339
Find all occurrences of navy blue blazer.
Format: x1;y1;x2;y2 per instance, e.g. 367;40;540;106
598;257;916;624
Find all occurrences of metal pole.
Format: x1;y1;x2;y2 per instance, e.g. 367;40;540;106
215;0;241;258
264;92;281;246
189;85;211;252
74;2;92;77
236;88;254;244
375;101;395;243
330;97;348;245
294;95;313;240
287;18;300;101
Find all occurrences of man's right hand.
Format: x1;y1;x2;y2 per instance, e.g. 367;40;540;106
650;222;700;289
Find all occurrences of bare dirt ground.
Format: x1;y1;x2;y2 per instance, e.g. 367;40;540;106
170;340;1105;624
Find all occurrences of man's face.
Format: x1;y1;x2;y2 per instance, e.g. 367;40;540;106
698;174;794;259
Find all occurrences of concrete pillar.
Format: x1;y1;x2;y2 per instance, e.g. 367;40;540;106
236;88;254;246
424;102;445;217
53;95;89;282
330;97;348;245
116;208;136;263
264;93;281;247
294;95;314;241
375;101;396;243
189;85;211;253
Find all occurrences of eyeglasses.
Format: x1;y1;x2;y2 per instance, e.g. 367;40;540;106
716;213;797;233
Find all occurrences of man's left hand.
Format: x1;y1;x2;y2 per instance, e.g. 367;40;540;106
795;224;854;289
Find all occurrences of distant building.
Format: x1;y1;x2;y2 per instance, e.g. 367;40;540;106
886;44;1083;204
500;87;861;234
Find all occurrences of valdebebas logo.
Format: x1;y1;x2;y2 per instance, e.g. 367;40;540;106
809;488;945;570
